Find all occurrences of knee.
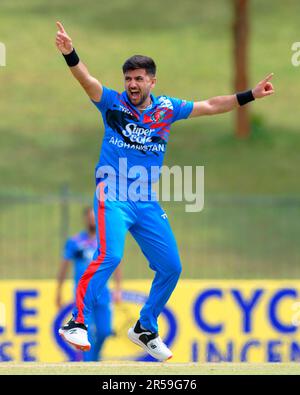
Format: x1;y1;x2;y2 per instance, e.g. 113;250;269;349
172;260;182;278
160;256;182;278
95;252;121;269
168;251;182;277
109;254;122;269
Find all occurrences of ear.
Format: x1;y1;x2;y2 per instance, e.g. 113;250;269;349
151;76;157;89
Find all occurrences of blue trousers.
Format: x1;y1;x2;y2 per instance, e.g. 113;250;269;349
83;301;112;361
74;186;182;333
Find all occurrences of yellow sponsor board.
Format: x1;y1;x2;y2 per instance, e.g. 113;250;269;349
0;280;300;362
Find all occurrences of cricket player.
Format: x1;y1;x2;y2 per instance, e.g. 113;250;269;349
56;21;274;361
56;207;122;361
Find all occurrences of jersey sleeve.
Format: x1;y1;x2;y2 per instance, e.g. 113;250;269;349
63;238;75;260
170;97;194;123
91;86;119;112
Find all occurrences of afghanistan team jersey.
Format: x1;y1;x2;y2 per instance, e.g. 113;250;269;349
92;87;194;199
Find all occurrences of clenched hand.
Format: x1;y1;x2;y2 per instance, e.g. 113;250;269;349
252;73;275;99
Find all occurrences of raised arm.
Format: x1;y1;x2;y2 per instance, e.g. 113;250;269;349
190;73;275;117
55;21;103;102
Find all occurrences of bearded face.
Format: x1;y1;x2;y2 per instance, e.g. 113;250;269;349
124;68;156;108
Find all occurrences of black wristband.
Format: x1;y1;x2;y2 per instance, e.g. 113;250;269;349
63;48;80;67
236;90;255;106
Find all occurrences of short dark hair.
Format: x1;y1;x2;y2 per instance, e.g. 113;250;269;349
122;55;156;76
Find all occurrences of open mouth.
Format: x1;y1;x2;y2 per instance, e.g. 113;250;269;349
129;90;140;101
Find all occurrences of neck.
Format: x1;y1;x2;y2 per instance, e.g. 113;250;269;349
137;96;152;111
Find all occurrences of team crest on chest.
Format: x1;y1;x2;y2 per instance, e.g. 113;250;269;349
151;110;166;123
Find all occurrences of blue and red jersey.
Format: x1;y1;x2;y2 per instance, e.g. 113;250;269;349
92;87;193;197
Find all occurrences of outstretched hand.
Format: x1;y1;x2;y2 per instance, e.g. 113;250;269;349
252;73;275;99
55;21;73;55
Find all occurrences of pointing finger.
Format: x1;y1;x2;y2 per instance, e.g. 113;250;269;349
262;73;274;83
56;21;66;33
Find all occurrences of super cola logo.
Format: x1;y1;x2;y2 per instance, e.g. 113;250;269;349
122;123;155;144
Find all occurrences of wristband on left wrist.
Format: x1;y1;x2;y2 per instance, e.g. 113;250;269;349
236;89;255;106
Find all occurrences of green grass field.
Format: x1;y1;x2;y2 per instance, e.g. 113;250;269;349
0;362;300;375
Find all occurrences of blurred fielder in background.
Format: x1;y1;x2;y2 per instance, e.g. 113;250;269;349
55;21;274;361
56;207;122;361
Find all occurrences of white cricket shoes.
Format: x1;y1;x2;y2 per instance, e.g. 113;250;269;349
59;318;91;351
128;320;172;361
